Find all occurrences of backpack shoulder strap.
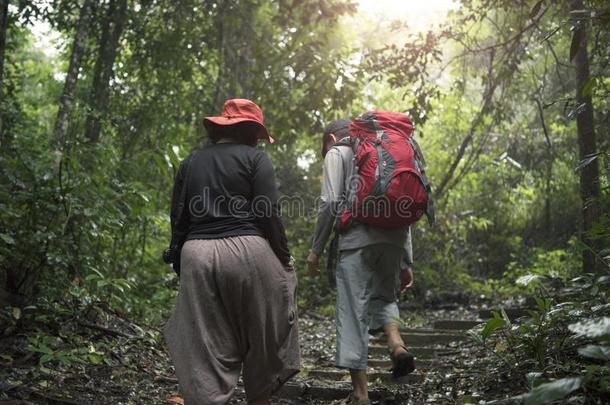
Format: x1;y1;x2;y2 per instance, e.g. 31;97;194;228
330;137;360;233
407;135;435;226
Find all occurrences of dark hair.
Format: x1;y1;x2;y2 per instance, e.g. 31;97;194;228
322;119;350;157
207;121;261;147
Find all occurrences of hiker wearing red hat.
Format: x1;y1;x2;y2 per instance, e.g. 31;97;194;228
164;99;299;405
203;98;275;144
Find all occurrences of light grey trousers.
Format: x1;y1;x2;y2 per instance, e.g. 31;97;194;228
335;243;403;369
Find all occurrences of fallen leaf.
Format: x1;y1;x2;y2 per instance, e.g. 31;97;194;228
167;395;184;405
495;341;508;353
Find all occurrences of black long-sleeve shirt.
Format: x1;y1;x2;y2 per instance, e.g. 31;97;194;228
170;143;291;266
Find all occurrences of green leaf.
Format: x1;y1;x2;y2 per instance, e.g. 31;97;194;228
516;274;543;287
518;377;582;405
569;317;610;339
39;366;54;375
0;233;15;245
36;343;53;355
88;353;104;365
534;297;551;312
500;307;512;327
578;344;610;361
570;29;582;62
40;353;53;365
12;307;21;320
530;0;544;19
90;268;104;278
481;317;506;340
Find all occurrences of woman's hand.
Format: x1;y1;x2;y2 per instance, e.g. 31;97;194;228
283;255;295;271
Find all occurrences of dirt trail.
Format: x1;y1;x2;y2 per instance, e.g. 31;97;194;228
3;303;509;404
262;309;486;404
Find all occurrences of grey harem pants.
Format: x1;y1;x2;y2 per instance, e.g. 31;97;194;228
164;236;300;405
335;243;403;369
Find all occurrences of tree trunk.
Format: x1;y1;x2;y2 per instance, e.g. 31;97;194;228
0;0;8;96
535;97;554;239
0;0;10;141
569;0;601;272
84;0;128;144
54;0;95;148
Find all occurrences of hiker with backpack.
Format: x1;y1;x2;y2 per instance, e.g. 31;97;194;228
163;99;300;405
307;113;434;405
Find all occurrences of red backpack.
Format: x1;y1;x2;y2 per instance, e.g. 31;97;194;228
337;111;435;230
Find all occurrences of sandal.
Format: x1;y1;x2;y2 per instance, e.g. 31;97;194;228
389;343;415;379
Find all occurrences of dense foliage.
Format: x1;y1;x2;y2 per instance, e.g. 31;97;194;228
0;0;608;402
470;273;610;403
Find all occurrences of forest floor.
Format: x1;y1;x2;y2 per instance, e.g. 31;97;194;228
0;299;530;404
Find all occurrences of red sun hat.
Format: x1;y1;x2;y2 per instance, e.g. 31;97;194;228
203;98;274;144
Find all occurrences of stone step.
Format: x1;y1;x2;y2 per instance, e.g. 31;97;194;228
367;358;433;370
275;383;351;401
478;308;532;320
399;327;461;334
306;369;425;384
368;345;459;358
371;332;466;346
275;382;388;401
432;319;483;330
